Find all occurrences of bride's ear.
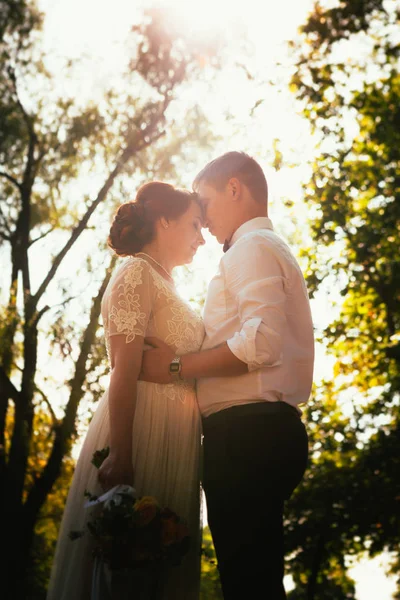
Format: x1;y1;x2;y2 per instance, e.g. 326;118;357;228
160;217;170;230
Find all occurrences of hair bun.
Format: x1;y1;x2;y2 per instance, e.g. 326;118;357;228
114;202;143;223
108;201;151;257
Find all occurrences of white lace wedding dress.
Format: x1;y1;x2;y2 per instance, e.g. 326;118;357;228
47;257;205;600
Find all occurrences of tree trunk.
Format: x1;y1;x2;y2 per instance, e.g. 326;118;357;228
0;256;20;470
0;263;115;598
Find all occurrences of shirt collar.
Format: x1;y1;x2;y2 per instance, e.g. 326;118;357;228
228;217;274;249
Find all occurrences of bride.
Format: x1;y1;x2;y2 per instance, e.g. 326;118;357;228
47;182;206;599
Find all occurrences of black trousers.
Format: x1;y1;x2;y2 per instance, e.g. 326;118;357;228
202;401;308;600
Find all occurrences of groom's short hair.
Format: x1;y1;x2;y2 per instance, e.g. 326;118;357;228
193;151;268;206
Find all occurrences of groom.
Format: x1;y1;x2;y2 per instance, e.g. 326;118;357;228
141;151;314;598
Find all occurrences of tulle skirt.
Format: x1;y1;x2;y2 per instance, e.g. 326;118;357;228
46;380;203;600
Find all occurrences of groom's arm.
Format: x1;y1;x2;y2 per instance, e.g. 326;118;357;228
141;239;287;384
181;342;248;379
180;240;286;381
140;338;247;384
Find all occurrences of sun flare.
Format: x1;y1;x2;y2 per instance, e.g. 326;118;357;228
154;0;314;46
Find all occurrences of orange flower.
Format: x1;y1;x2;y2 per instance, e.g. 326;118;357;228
134;496;159;526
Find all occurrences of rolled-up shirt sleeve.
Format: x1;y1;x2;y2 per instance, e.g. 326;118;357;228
224;238;288;371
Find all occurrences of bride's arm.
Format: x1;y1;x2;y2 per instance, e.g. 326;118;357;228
97;334;144;491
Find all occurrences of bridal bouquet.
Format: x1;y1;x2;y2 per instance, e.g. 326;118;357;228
69;447;190;572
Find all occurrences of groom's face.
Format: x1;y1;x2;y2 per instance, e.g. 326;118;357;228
197;180;236;244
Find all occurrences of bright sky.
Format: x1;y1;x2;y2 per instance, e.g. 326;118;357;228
15;0;397;597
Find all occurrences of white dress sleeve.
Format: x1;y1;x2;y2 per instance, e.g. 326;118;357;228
107;259;153;343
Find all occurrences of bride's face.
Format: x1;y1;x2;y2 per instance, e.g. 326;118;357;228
166;200;205;266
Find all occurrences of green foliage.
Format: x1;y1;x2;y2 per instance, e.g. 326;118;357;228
0;0;43;42
287;558;356;600
286;0;400;596
200;526;223;600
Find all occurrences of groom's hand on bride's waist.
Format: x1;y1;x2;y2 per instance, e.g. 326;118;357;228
139;338;248;383
139;337;175;384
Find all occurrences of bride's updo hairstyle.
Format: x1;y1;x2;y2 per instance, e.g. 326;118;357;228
108;182;195;257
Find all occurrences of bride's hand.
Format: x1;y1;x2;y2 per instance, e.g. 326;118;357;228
97;452;134;492
139;337;175;384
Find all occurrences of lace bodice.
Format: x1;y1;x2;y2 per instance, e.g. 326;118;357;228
101;257;205;401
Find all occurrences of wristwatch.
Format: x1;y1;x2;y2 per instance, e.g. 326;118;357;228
169;356;182;381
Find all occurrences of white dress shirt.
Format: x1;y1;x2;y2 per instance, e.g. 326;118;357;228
197;217;315;417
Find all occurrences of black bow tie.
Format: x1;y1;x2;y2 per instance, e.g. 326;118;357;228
223;240;230;253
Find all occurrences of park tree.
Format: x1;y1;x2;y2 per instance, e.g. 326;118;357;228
0;1;219;596
284;0;400;597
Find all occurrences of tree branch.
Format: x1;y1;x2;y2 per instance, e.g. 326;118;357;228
7;68;36;301
8;66;35;145
12;360;58;426
28;227;54;247
35;304;51;323
34;385;59;426
0;230;11;242
32;112;166;310
0;171;21;190
64;258;116;431
0;366;20;405
0;204;13;240
23;259;116;524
